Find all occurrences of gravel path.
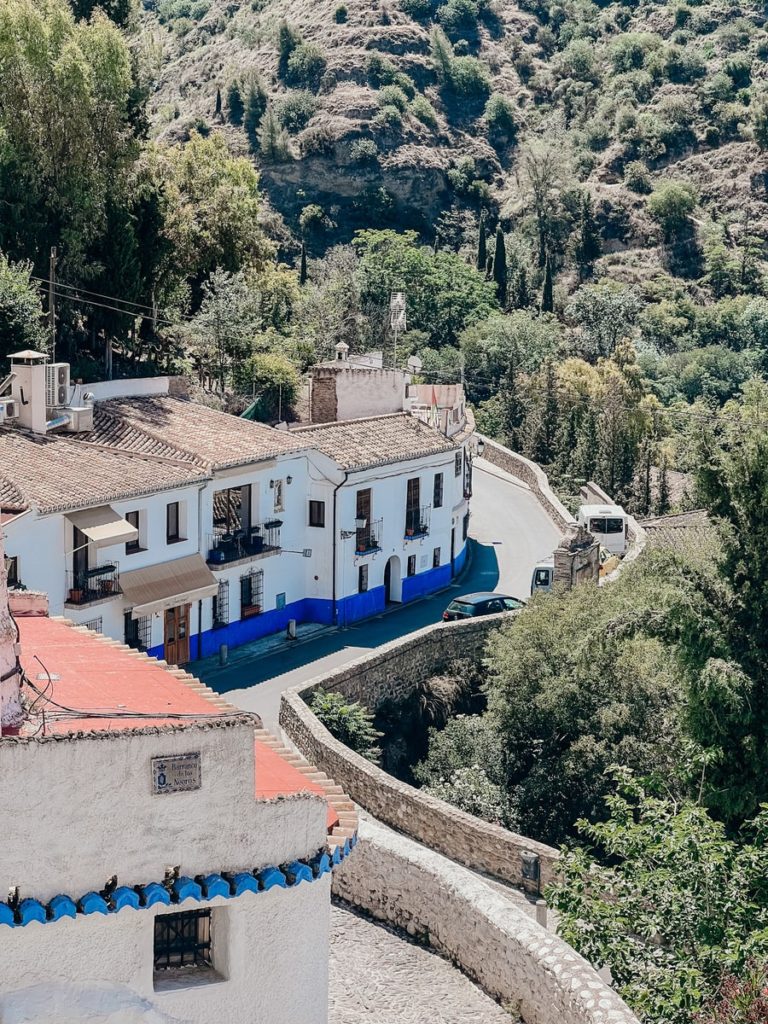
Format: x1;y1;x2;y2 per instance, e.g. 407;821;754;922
329;902;514;1023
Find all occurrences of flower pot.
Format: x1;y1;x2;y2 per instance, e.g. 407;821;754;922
68;588;83;604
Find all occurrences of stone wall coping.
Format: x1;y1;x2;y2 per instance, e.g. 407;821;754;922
334;817;639;1024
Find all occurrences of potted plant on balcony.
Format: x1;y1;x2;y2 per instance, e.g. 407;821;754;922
68;587;83;604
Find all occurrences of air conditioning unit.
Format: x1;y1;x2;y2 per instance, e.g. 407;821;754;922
0;398;18;424
63;406;94;433
46;363;70;408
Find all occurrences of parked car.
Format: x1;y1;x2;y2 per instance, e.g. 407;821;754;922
442;592;525;621
530;559;554;595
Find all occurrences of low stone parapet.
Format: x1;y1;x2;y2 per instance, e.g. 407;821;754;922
334;817;640;1024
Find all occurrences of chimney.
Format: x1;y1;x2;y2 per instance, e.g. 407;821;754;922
0;530;24;734
335;342;349;363
9;350;49;434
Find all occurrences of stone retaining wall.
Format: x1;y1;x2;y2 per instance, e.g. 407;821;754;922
334;818;640;1024
480;436;575;532
279;616;559;891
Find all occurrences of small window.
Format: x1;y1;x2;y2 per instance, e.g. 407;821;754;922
154;909;212;974
589;517;607;534
124;612;151;652
125;511;141;554
276;591;286;610
240;569;263;617
432;547;441;569
407;555;416;577
309;500;325;528
503;598;524;610
605;517;625;534
273;480;284;513
358;564;368;593
454;451;463;478
166;502;180;543
433;473;443;509
212;580;229;629
534;569;551;586
4;555;18;589
486;599;504;613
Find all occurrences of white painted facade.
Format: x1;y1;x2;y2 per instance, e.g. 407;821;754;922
1;361;473;662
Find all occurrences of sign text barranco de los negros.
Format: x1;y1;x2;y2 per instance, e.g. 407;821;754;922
151;752;202;795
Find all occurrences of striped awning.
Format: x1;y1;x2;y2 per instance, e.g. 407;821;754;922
121;554;217;618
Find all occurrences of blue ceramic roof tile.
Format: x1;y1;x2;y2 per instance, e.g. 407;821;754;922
140;882;171;908
201;874;229;900
78;892;109;916
285;861;313;885
18;899;46;926
172;877;202;903
0;903;14;927
111;887;140;912
231;873;259;897
257;866;287;890
48;895;77;921
310;853;332;877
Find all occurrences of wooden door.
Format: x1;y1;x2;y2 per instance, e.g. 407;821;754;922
165;604;191;665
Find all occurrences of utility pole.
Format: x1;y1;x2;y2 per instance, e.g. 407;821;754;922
48;247;57;362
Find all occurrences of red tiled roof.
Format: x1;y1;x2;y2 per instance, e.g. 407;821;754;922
255;740;340;830
16;617;224;734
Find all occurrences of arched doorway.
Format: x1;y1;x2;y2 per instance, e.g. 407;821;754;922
384;555;402;604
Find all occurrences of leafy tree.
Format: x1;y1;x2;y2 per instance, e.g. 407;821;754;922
258;107;290;162
285;43;327;92
484;93;517;144
430;25;455;82
548;772;768;1024
244;79;268;149
70;0;133;26
0;253;48;362
232;352;300;419
520;139;568;268
492;226;507;306
573;192;601;279
648;181;698;243
277;19;300;77
566;282;642;360
189;268;258;392
308;689;382;763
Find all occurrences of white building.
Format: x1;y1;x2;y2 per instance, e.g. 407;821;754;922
0;351;474;664
0;533;357;1023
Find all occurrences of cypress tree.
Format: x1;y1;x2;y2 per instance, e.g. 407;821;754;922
434;232;440;254
215;86;222;118
492;226;507;307
226;81;244;125
299;242;308;285
541;255;554;313
245;81;268;151
476;215;486;272
574;192;601;280
485;254;493;278
512;265;530;308
656;452;671;515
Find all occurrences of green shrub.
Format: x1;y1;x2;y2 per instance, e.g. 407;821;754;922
308;689;382;762
393;72;417;99
373;104;403;130
378;84;409;112
366;53;399;87
484;93;516;141
663;45;705;84
410;94;438;128
226;81;244;124
275;91;318;133
285;43;327;91
647;180;698;239
724;55;752;89
400;0;435;17
334;4;347;22
350;137;379;163
624;160;652;193
560;38;598;82
299;124;336;156
449;56;491;97
439;0;481;36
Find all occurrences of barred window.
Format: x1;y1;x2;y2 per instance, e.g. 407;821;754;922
433;547;441;569
358;564;368;593
213;579;229;629
454;450;463;477
124;612;151;651
240;569;264;617
154;909;211;973
407;555;416;577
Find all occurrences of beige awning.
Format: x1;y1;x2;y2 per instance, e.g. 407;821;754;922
121;554;218;619
66;506;138;549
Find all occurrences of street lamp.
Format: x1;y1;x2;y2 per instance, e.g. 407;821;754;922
476;437;485;458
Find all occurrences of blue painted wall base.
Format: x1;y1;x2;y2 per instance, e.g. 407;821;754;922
146;542;468;663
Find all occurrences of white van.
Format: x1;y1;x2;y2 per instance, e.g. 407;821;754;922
577;504;628;556
530;559;554;595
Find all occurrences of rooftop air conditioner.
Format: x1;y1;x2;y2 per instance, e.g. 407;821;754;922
63;406;94;433
46;363;70;408
0;398;18;424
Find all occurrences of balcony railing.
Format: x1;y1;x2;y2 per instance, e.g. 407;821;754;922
404;505;431;538
66;562;121;606
206;521;282;566
355;518;383;555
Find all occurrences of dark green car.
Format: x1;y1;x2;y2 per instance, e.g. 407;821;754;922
442;592;525;621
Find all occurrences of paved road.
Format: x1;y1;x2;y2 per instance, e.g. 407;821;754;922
329;902;512;1023
202;461;563;730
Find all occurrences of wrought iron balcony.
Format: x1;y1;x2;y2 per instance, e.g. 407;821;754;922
66;562;121;606
354;518;382;555
206;521;282;566
404;505;431;538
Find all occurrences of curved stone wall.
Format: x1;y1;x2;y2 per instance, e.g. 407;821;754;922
279;616;559;891
334;817;640;1024
479;436;575;532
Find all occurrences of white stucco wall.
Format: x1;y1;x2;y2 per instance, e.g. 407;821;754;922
0;879;331;1024
0;721;327;901
334;369;408;421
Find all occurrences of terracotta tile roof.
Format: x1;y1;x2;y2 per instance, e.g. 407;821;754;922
17;616;231;734
95;396;313;470
0;427;208;515
292;413;458;471
74;404;198;465
0;474;27;513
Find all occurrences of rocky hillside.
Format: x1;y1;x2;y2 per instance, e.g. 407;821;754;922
141;0;768;274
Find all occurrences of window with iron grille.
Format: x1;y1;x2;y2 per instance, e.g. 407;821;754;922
407;555;416;577
124;612;151;651
154;909;212;973
455;450;463;477
358;564;368;593
81;616;103;634
433;473;443;509
240;568;264;617
166;502;180;543
433;547;441;569
212;580;229;629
